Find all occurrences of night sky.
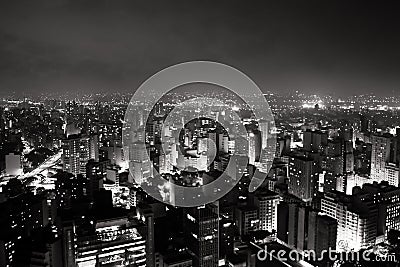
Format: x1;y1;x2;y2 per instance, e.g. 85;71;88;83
0;0;399;97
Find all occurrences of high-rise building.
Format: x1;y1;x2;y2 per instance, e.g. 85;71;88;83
13;225;63;267
371;134;397;182
184;202;219;267
0;107;4;135
247;131;262;165
307;213;337;256
295;205;310;251
219;219;235;259
277;202;290;243
137;203;155;267
324;150;343;193
284;203;337;254
62;134;92;176
303;130;328;153
54;171;86;209
384;163;400;187
218;133;229;154
129;142;152;184
359;114;374;133
354;139;372;176
254;189;280;233
86;160;107;200
357;182;400;237
89;134;99;161
62;215;146;267
258;120;269;149
235;205;259;236
97;123;123;146
287;204;299;249
288;155;319;202
0;191;49;266
248;132;256;165
277;135;291;156
321;191;378;251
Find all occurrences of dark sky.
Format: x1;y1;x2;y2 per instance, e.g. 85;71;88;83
0;0;399;97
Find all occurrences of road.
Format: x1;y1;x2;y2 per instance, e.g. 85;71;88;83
0;150;62;185
19;150;62;179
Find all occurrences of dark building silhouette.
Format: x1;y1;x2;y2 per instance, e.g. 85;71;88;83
184;202;219;267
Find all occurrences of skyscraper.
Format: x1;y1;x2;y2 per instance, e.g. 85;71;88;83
86;160;107;200
307;213;337;256
303;130;328;153
54;171;86;209
137;203;155;267
62;134;92;176
184;202;219;267
371;134;397;182
235;205;259;236
254;189;280;233
129;141;152;184
258;120;269;149
62;216;147;266
384;163;400;187
288;155;319;202
321;191;378;251
357;182;400;237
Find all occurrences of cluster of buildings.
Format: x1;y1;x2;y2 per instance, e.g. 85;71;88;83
0;93;400;267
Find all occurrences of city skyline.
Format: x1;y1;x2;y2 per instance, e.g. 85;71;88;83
2;1;400;267
2;84;400;266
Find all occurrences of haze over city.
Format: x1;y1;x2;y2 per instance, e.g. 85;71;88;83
0;0;400;97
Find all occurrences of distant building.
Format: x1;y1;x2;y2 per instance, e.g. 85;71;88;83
61;134;94;176
86;160;107;200
371;134;397;182
129;142;152;184
5;153;22;176
303;130;328;153
259;120;269;149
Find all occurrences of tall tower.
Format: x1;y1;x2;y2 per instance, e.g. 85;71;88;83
303;130;328;153
129;141;152;184
254;189;280;233
258;120;269;149
62;134;91;176
184;202;219;267
85;160;106;200
371;134;397;182
288;155;319;202
308;213;337;255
